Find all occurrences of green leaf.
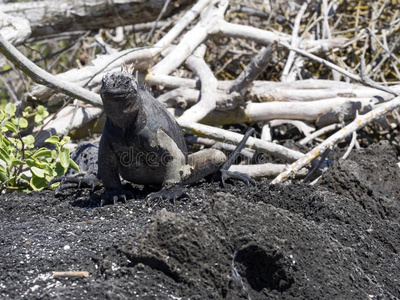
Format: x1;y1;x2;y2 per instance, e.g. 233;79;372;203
69;159;80;172
31;148;52;159
26;158;46;169
45;136;59;145
2;64;11;72
30;166;45;178
2;136;10;148
0;164;8;182
5;103;16;116
59;147;70;169
0;147;11;165
34;114;43;124
24;106;32;113
60;136;71;146
34;160;47;168
44;165;56;182
18;117;28;129
0;109;5;122
25;158;35;168
45;164;56;177
30;175;47;191
20;173;30;181
11;158;24;167
4;121;18;134
37;105;46;115
55;161;68;177
0;170;8;183
51;149;57;159
22;135;35;146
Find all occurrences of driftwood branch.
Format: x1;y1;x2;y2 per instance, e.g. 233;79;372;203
230;164;308;179
0;0;196;38
179;45;217;123
152;0;229;75
228;45;274;95
0;33;102;107
0;12;31;46
199;97;376;125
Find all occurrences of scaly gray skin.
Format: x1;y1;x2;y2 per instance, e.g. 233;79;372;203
99;70;192;204
58;70;255;206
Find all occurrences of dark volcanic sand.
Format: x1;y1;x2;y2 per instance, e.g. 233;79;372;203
1;141;399;299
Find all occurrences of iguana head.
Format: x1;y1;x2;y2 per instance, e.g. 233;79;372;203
100;71;138;98
100;66;140;128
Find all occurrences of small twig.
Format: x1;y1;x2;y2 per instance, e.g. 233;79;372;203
145;0;171;44
299;123;342;145
82;46;155;88
53;271;89;278
392;109;400;125
34;97;73;139
368;28;400;67
1;76;19;103
272;96;400;184
65;100;82;136
342;131;357;160
281;1;308;82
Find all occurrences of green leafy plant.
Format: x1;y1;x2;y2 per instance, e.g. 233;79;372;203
0;103;79;192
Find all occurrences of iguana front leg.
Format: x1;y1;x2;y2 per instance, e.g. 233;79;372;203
145;129;191;204
98;135;133;206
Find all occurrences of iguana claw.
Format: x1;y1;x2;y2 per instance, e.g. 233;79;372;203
220;169;257;188
145;186;189;206
98;187;134;207
52;176;101;195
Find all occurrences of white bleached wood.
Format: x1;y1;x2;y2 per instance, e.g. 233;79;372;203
179;45;217;123
281;1;308;82
230;163;308;179
0;12;31;46
179;121;303;162
0;0;196;38
152;0;229;75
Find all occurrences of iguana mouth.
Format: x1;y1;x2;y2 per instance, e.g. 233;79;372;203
101;90;131;97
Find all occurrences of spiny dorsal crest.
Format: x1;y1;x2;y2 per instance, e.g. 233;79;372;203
121;63;135;74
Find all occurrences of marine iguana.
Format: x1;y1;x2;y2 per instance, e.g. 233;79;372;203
59;66;255;206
